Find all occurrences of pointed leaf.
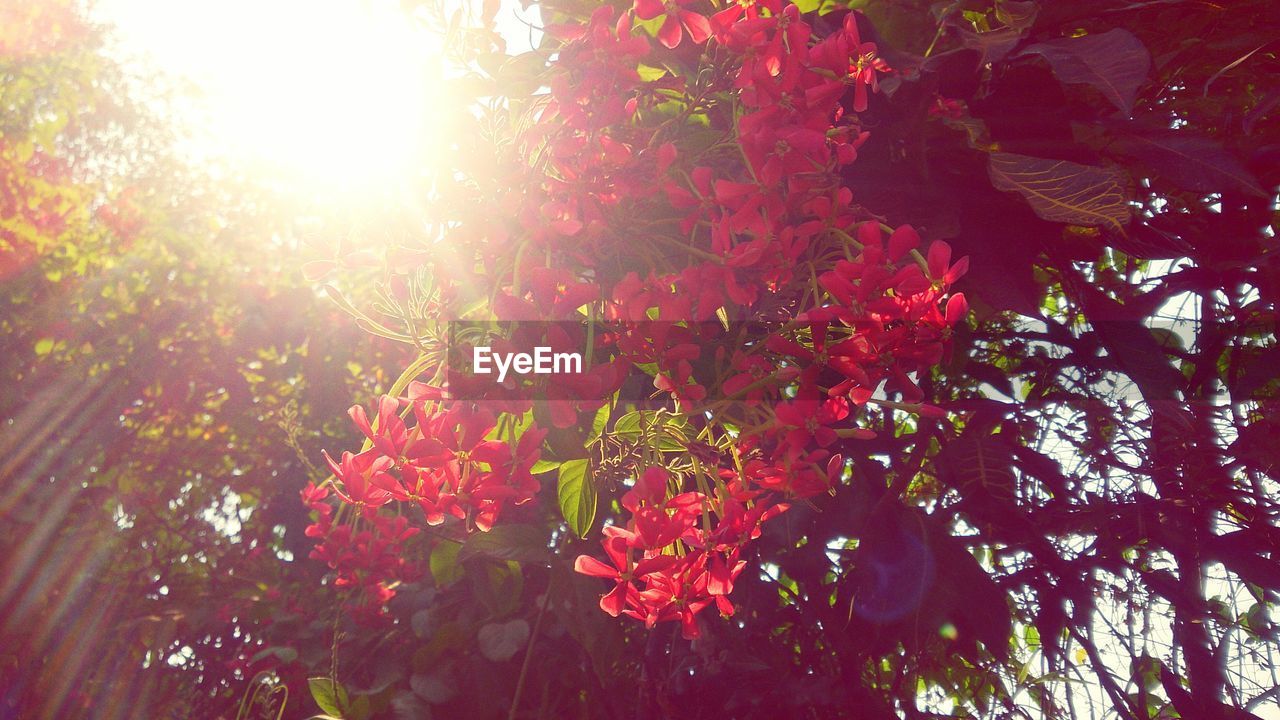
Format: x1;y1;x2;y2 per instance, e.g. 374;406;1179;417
1109;130;1267;197
557;458;597;538
308;678;348;718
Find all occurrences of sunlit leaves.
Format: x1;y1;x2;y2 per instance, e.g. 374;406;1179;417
556;458;596;538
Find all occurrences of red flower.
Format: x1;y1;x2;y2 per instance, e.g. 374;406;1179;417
773;393;851;449
633;0;712;49
575;526;680;616
710;0;781;36
348;395;411;461
321;449;395;509
809;12;891;112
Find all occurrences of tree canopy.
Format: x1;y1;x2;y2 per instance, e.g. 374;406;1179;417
1;1;1278;719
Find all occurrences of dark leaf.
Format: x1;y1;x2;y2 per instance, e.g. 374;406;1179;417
477;619;530;662
458;524;550;564
952;24;1026;64
932;526;1014;660
1019;29;1150;114
1109;130;1267;197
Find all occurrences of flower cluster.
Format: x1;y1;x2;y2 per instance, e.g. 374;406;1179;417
548;3;966;634
300;481;421;621
324;389;547;532
574;467;786;639
310;0;969;636
305;386;547;615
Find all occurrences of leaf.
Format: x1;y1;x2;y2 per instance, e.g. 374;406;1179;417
1018;29;1150;114
547;562;626;685
430;540;464;587
587;402;611;443
477;619;530;662
250;646;298;664
1108;130;1267;197
308;678;348;718
411;609;434;639
346;696;371;720
636;63;668;82
952;24;1026;64
988;152;1130;234
410;671;457;703
391;692;431;718
1131;654;1162;690
458;524;549;564
529;458;561;474
613;410;688;451
931;529;1014;660
994;0;1038;30
34;337;54;355
469;559;525;617
938;436;1017;504
557;458;597;538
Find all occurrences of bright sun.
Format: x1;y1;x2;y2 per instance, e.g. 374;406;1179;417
95;0;452;199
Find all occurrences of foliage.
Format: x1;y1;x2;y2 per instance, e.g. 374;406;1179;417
1;2;404;717
2;0;1279;719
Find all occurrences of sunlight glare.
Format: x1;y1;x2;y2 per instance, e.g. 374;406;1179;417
96;0;447;199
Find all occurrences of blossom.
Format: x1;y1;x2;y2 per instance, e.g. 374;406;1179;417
575;526;680;616
633;0;712;49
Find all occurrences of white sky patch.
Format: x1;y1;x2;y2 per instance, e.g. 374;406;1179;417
90;0;539;199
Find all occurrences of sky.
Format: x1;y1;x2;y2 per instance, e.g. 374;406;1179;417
90;0;539;195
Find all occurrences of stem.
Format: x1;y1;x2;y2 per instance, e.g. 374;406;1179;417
648;231;724;264
508;573;554;720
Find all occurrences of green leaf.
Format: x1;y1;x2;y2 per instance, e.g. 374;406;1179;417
458;524;549;564
429;540;464;587
613;410;688;451
309;678;348;718
347;696;371;720
588;402;611;443
1243;602;1272;636
1130;654;1161;690
529;458;561;474
636;63;667;82
469;559;524;617
557;458;597;538
1023;625;1040;649
34;338;54;356
988;152;1130;234
250;646;298;664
